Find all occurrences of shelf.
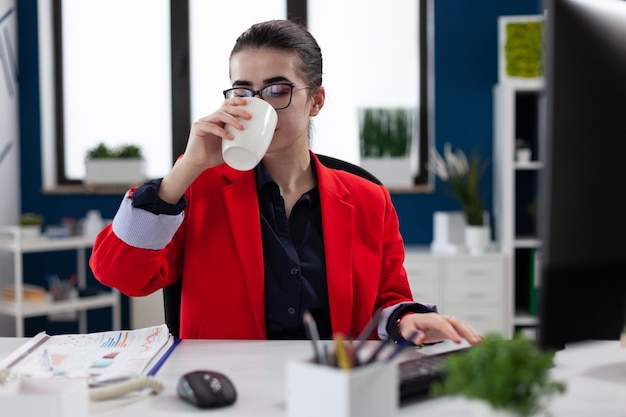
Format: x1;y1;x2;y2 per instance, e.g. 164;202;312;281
514;161;543;170
499;77;544;91
0;235;95;252
0;292;118;317
514;312;539;327
0;224;120;337
493;74;545;338
514;238;542;248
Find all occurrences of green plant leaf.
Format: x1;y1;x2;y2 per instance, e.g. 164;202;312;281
430;332;566;417
86;142;143;160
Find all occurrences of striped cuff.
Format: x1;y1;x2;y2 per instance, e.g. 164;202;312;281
112;191;184;250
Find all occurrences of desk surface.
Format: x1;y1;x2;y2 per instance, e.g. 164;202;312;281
1;337;625;416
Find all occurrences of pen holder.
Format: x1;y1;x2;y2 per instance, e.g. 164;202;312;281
1;379;88;417
286;359;398;417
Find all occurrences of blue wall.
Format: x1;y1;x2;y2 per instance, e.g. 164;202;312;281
16;0;541;333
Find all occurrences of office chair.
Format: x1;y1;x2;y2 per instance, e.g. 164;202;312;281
163;154;383;338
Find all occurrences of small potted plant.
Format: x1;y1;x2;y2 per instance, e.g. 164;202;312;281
19;213;44;239
358;107;415;188
430;332;567;417
84;142;146;186
516;139;532;163
429;143;490;254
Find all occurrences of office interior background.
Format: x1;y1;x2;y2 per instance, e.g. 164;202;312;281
2;0;541;335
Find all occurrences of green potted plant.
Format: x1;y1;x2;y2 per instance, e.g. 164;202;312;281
429;143;490;254
84;142;146;186
516;139;532;163
430;332;567;417
19;213;44;239
358;107;415;188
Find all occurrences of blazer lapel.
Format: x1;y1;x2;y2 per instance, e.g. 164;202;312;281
315;158;355;334
221;169;266;338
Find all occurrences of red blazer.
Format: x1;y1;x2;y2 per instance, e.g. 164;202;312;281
90;153;414;339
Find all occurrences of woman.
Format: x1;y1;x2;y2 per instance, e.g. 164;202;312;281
90;19;482;346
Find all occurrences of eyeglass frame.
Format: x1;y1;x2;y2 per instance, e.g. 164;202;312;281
222;82;311;110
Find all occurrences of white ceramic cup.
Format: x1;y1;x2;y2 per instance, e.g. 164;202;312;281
222;97;278;171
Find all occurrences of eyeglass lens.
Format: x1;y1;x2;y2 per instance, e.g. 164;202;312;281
224;84;293;110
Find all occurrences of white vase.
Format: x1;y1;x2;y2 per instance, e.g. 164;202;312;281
516;148;532;163
464;225;490;255
20;225;42;239
83;210;104;240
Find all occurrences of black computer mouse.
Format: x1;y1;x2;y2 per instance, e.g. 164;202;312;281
177;370;237;409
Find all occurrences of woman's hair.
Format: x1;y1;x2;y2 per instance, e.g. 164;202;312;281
230;19;323;89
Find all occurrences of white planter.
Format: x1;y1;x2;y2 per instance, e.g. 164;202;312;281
360;156;415;188
516;148;532;163
464;225;491;255
84;159;146;186
20;225;42;239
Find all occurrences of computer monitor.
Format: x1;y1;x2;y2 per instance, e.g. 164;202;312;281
538;0;626;351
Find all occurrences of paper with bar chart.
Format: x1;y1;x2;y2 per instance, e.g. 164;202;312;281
0;325;174;381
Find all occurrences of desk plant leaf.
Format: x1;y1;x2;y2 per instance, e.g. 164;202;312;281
430;332;566;417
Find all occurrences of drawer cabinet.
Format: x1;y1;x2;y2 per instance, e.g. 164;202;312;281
403;248;510;337
403;257;440;304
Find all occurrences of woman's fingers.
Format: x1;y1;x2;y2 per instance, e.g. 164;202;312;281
399;313;483;345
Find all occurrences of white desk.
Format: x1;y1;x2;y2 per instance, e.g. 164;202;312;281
1;338;625;416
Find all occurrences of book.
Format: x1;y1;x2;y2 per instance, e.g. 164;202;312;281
0;325;177;383
1;284;47;303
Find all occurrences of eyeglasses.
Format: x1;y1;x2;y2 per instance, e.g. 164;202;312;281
222;83;308;110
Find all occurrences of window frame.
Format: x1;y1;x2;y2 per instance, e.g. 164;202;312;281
50;0;433;191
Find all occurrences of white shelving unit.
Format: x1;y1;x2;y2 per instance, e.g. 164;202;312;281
404;247;511;338
0;226;121;337
493;77;545;336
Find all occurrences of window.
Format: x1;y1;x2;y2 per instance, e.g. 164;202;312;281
45;0;432;191
55;0;172;183
188;1;286;123
308;0;431;189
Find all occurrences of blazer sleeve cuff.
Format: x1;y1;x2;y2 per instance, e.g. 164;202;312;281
112;190;184;250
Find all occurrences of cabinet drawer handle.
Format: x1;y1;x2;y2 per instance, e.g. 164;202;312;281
465;269;488;276
466;314;486;321
465;291;487;299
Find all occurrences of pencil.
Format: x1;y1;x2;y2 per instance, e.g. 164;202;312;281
303;311;327;365
333;333;352;370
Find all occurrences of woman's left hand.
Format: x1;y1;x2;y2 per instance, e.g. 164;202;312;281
398;313;484;346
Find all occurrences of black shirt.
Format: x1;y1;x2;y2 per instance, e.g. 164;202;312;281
256;162;331;339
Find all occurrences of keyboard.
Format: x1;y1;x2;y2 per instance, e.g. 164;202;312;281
398;347;469;402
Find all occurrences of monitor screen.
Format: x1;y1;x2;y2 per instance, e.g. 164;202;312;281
538;0;626;350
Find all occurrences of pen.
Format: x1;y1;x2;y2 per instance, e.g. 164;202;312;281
352;309;382;364
303;311;327;365
43;348;54;372
363;338;394;365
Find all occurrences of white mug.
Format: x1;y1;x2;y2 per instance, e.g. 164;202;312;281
222;97;278;171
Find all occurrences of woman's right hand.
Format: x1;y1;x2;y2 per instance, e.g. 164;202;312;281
180;97;252;172
158;98;253;204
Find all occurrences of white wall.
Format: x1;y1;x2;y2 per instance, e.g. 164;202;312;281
131;291;165;329
0;0;21;336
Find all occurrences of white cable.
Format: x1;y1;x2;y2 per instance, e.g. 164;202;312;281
89;376;165;402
